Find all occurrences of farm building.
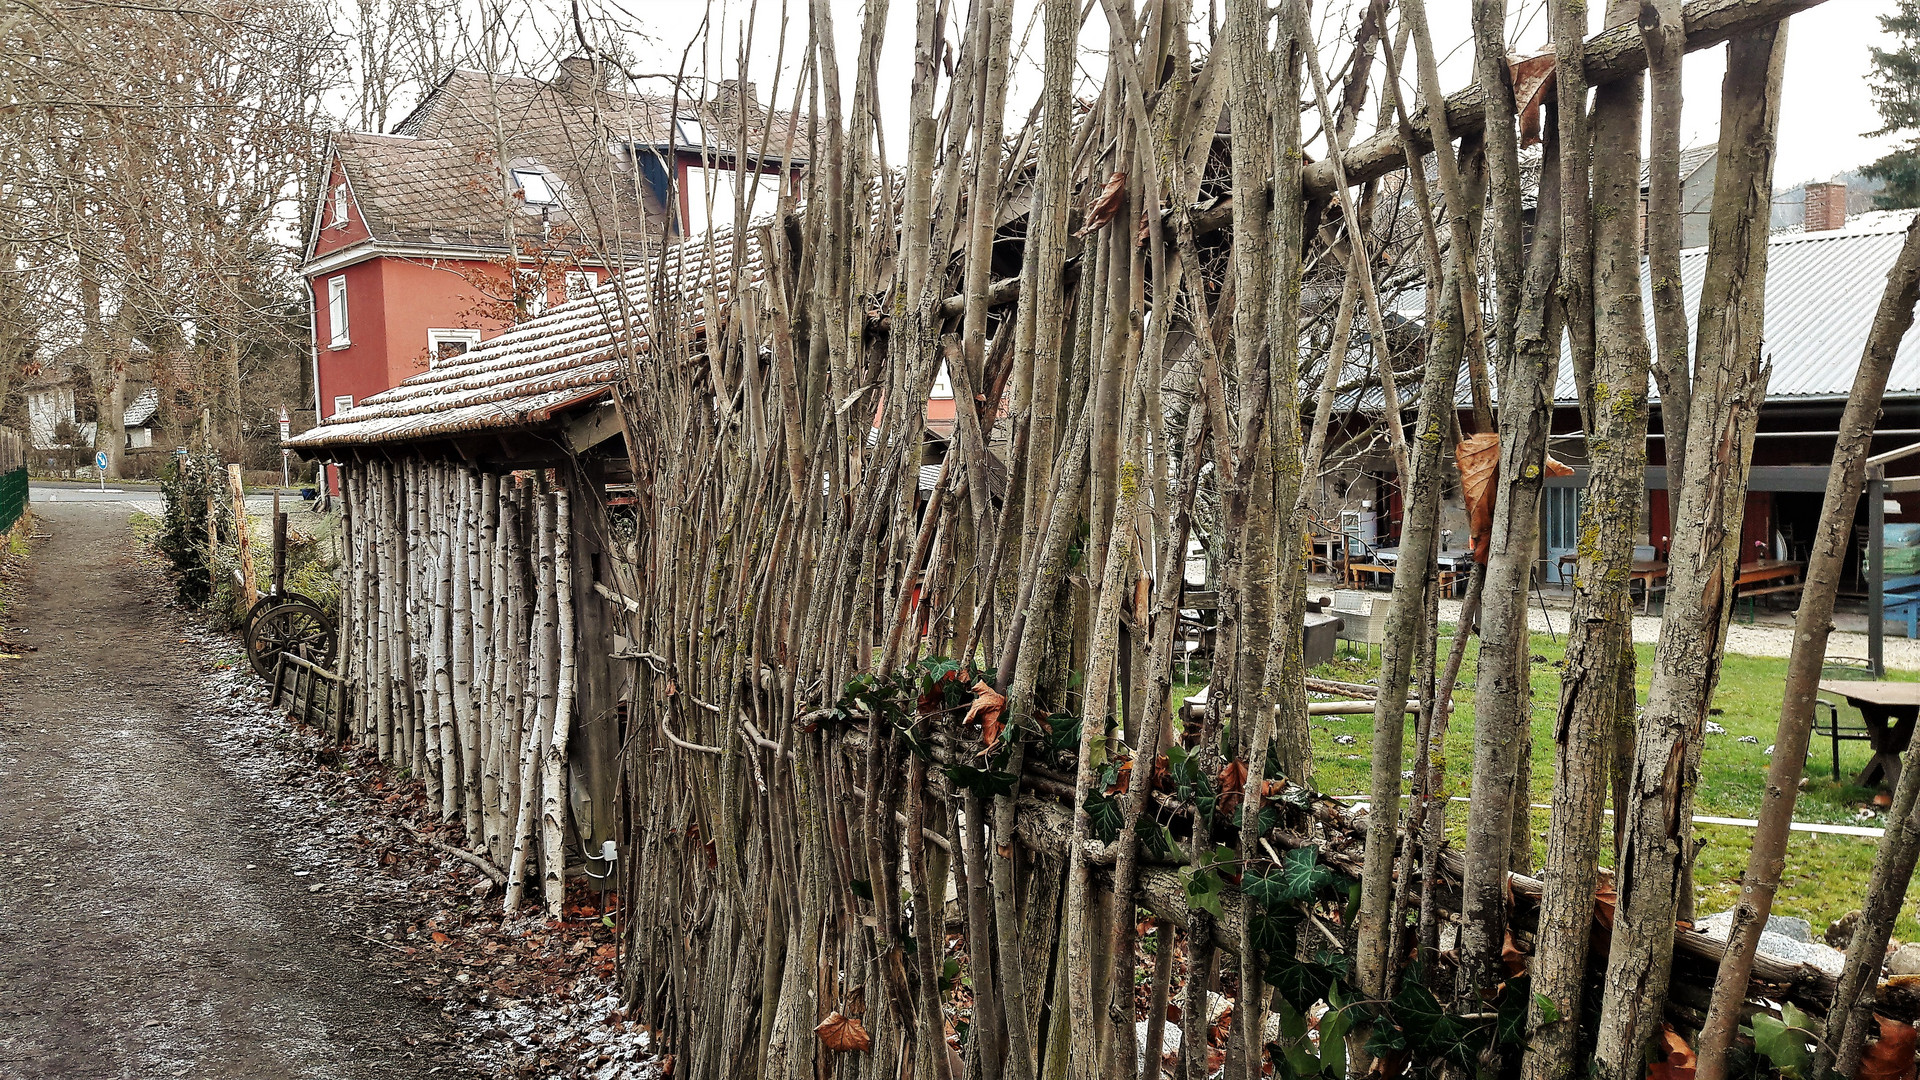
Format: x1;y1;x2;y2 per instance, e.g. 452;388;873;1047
1541;212;1920;587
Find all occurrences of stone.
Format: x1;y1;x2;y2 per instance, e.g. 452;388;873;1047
1888;943;1920;977
1697;911;1813;944
1696;911;1843;977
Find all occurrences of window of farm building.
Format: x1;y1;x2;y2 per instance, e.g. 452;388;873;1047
683;166;784;238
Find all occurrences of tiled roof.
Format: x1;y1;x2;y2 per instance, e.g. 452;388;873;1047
321;66;809;256
123;387;160;428
289;227;764;451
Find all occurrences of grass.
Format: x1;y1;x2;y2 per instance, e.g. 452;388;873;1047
1174;630;1920;942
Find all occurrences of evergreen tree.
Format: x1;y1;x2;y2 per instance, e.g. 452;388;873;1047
1868;0;1920;208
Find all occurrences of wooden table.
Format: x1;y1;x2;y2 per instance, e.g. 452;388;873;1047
1554;554;1668;611
1375;547;1473;595
1737;558;1803;590
1817;679;1920;790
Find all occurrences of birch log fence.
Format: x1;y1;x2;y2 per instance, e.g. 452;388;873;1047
336;459;580;919
279;0;1920;1077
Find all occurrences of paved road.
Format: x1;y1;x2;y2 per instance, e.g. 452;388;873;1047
0;500;451;1079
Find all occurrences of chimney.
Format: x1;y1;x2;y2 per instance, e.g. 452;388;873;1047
716;78;758;118
551;51;609;99
1806;180;1848;232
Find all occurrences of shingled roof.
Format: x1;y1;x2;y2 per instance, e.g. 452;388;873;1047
288;226;765;452
316;61;809;257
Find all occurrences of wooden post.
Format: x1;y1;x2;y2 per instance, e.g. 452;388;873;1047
228;463;255;608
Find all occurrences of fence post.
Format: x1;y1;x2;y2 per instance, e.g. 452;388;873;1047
229;464;255;608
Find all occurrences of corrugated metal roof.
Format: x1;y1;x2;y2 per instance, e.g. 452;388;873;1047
1554;215;1920;403
290;227;763;451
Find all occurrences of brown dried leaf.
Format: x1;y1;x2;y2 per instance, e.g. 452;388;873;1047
1076;171;1129;238
816;1011;873;1052
1216;760;1248;819
1500;927;1528;977
1648;1023;1696;1080
1510;53;1557;148
966;680;1008;751
1860;1015;1918;1080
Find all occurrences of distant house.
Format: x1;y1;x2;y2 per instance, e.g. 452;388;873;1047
302;52;808;486
122;387;162;450
1639;144;1719;252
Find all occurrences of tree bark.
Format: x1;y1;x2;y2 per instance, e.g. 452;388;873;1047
1592;25;1786;1080
1701;213;1920;1077
1524;3;1650;1066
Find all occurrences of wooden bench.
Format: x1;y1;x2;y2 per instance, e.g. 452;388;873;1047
1883;573;1920;638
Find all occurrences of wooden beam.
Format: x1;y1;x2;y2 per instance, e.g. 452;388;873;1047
1300;0;1827;199
563;400;626;455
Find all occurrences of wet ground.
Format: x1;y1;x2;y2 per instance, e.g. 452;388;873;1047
0;499;461;1079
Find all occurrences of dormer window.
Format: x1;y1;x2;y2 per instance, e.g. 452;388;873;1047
513;168;558;206
675;116;708;148
329;182;349;227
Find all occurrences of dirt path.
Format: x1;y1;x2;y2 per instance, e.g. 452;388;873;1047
0;501;461;1079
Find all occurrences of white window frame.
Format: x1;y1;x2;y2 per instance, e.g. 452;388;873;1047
427;328;482;366
513;168;558;206
329;182;349;227
564;270;597;300
675;116;708;148
326;276;349;347
929;362;954;401
517;269;548;318
332;394;354;417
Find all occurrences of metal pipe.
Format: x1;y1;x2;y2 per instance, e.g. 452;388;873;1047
1871;466;1886;677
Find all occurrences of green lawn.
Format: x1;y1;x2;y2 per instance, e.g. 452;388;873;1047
1176;631;1920;941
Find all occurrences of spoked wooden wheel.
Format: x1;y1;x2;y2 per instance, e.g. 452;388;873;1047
243;591;325;642
245;600;337;679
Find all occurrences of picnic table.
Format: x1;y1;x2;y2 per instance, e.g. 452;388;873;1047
1375;547;1473;596
1816;679;1920;791
1554;554;1668;611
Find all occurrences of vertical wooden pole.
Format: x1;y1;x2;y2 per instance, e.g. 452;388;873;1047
228;463;255;608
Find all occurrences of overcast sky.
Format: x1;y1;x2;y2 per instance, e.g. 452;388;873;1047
607;0;1902;193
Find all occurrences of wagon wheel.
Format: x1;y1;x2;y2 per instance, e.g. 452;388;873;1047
245;600;337;679
243;591;325;640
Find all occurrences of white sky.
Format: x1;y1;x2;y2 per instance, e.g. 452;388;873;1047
607;0;1903;193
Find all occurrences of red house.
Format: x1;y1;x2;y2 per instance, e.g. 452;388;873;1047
302;55;805;480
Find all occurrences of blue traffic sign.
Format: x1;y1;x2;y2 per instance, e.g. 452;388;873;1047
94;451;107;470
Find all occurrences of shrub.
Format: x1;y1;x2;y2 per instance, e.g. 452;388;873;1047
156;451;233;605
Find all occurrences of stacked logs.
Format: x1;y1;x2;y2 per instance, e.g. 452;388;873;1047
337;458;577;917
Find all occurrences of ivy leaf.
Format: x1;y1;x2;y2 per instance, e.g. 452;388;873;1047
1275;846;1335;905
1749;1013;1811;1080
1179;863;1224;919
1496;975;1533;1046
1533;992;1563;1027
1084;792;1124;844
1319;1003;1352;1080
1045;713;1081;753
1265;956;1336;1013
1272;998;1320;1078
1250;910;1301;958
1140;819;1175;860
947;765;1017;797
1243;860;1287;910
1312;948;1354;981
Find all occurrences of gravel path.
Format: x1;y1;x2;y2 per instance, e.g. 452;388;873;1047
0;500;460;1079
1436;596;1920;670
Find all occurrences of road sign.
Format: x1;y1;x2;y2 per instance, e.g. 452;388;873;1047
278;405;291;441
95;451;107;470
